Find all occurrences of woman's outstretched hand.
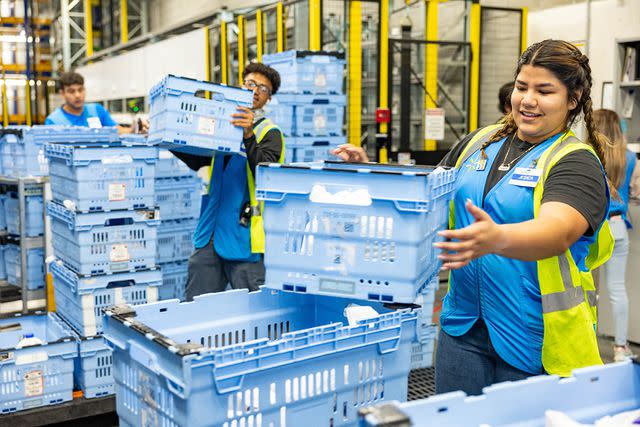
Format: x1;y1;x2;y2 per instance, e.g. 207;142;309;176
331;144;370;163
434;199;506;270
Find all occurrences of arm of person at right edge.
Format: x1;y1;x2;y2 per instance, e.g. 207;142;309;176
331;128;479;166
435;150;607;269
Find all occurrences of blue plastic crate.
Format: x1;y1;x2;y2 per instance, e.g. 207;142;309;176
284;136;346;163
156;218;197;264
0;312;76;414
410;324;437;371
269;93;346;137
154;177;201;221
58;314;115;399
0;245;6;280
0;193;6;230
4;190;44;237
47;202;160;276
0;126;119;177
262;50;345;94
52;262;161;336
156;149;198;179
5;244;45;290
148;74;253;156
256;162;456;304
360;361;640;427
103;289;418;427
158;261;188;301
45;143;158;212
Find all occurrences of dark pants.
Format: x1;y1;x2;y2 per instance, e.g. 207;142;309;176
435;319;537;396
186;239;265;301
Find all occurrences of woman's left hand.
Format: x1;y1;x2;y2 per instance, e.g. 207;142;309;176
434;199;506;270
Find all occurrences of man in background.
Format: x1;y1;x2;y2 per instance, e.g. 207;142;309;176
45;71;147;133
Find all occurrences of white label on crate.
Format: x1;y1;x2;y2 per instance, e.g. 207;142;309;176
24;370;44;397
102;155;133;164
314;114;327;131
87;117;102;128
16;351;48;366
315;73;327;87
110;244;130;263
198;117;216;135
109;183;126;201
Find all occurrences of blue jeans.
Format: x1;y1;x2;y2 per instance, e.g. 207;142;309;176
435;319;537;396
602;217;630;346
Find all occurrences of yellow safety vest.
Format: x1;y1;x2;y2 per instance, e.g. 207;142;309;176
451;125;614;376
207;118;285;254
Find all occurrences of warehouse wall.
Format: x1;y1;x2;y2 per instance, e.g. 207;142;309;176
77;28;207;102
528;0;640;108
148;0;265;31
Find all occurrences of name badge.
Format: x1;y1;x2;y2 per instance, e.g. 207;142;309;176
87;117;102;129
509;167;542;187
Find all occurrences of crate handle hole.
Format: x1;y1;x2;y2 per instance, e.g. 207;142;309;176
590;376;599;382
160;308;167;313
437;407;449;413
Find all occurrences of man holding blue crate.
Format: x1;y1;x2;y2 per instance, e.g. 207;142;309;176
45;71;147;134
174;63;285;299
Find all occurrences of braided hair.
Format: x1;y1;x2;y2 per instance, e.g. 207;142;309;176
480;40;608;169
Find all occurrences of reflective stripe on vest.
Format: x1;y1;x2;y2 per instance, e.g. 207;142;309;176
452;126;613;376
207;118;285;254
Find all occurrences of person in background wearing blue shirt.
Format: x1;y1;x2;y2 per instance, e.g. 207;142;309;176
594;108;639;362
45;71;147;133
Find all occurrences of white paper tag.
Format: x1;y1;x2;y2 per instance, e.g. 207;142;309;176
315;73;327;87
197;117;216;135
110;244;130;262
314;114;327;131
508;167;542;188
16;351;48;365
24;370;43;397
109;183;126;201
87;117;102;129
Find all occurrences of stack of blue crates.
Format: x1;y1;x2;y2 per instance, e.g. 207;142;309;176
256;161;457;374
0;312;77;413
0;126;118;292
263;50;347;162
99;74;425;427
155;148;201;301
44;132;162;399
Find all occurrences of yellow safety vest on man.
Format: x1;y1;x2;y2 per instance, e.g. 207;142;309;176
193;118;285;259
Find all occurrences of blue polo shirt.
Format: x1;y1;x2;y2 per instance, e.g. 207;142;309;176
45;103;117;127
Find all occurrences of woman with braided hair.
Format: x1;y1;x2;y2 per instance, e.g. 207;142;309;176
333;39;615;395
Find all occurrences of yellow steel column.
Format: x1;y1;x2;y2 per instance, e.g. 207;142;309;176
256;9;264;61
520;7;528;53
238;16;246;84
348;1;362;147
424;0;439;151
84;0;93;57
309;0;321;50
2;82;8;126
276;2;284;52
25;81;32;126
378;0;389;163
469;1;481;131
120;0;128;43
221;21;228;84
205;27;211;81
